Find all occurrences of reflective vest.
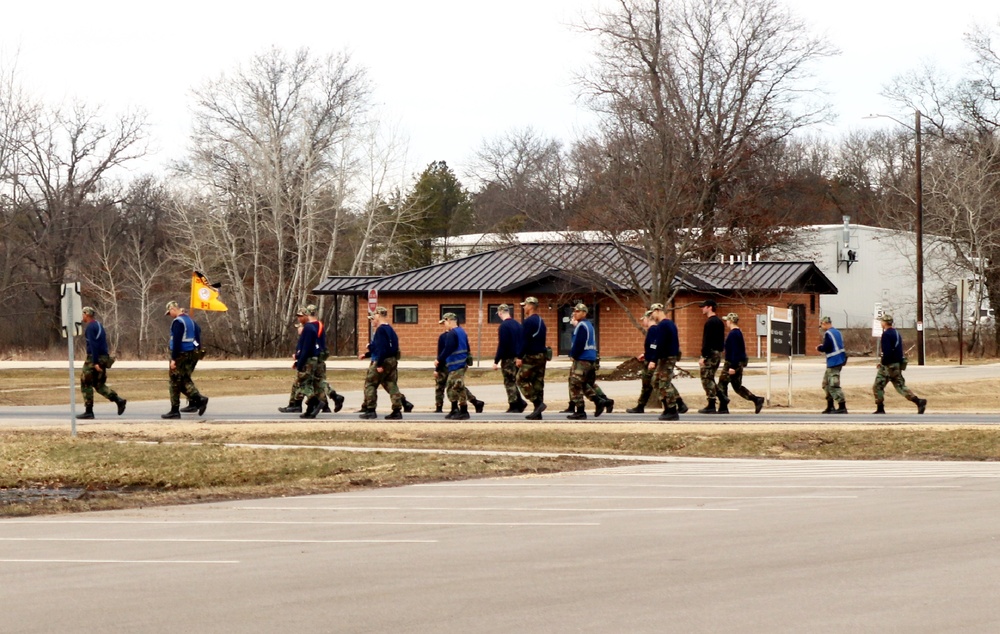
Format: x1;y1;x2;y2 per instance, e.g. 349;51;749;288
573;320;598;362
169;314;197;353
824;327;847;368
446;327;470;372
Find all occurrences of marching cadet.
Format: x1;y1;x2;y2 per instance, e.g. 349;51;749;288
818;316;848;414
647;303;687;421
435;317;484;415
873;314;927;414
305;304;344;414
358;306;404;419
279;320;308;413
493;304;527;413
436;313;477;419
566;303;612;419
515;297;548;420
180;319;204;413
162;301;208;419
627;310;656;413
290;306;329;419
697;299;726;414
717;313;765;414
77;307;126;419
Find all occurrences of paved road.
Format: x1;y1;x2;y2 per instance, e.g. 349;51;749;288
3;458;1000;633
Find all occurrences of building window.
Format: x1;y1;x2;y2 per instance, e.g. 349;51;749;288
488;304;503;324
393;305;418;324
440;304;466;324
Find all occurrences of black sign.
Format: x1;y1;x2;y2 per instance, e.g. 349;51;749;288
770;321;793;356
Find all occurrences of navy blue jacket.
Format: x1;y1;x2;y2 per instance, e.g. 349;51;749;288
370;323;399;365
84;320;109;365
438;327;470;372
880;327;904;365
724;328;748;365
701;315;726;356
314;320;327;354
494;318;522;363
519;314;547;357
819;327;847;368
643;324;657;360
647;319;680;363
296;322;320;371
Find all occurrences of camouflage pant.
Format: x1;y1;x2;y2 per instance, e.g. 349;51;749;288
445;366;469;406
435;367;478;407
499;358;523;404
168;351;203;408
653;357;680;408
295;357;329;406
363;356;403;411
568;359;599;406
516;353;547;404
81;356;118;407
636;365;653;407
822;364;845;404
718;361;757;402
700;350;722;399
873;363;919;405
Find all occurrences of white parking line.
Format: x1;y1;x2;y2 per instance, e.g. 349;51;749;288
0;559;238;565
0;520;600;527
330;494;857;500
0;538;436;544
416;482;957;489
234;506;739;512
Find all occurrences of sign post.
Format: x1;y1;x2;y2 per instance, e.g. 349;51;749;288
60;282;82;436
766;306;793;405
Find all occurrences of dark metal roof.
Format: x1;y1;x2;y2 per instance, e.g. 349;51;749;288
312;243;838;296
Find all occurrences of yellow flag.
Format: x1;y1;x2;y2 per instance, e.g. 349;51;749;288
190;271;228;312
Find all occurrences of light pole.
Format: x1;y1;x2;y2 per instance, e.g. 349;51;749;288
865;110;925;366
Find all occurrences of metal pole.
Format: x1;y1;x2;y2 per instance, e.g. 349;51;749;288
477;290;484;368
915;109;925;365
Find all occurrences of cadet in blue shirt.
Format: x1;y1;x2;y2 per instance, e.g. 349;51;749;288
565;303;613;419
717;313;764;414
817;316;848;414
77;306;126;419
627;310;656;413
515;297;548;420
358;306;404;419
161;301;208;419
436;313;477;419
873;314;926;414
493;304;527;413
647;302;687;420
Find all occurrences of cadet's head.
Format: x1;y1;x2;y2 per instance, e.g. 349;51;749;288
164;300;181;317
722;312;740;328
642;309;653;326
441;312;459;329
305;304;318;317
368;306;388;324
572;303;588;318
520;296;539;314
699;298;717;316
295;307;310;324
81;306;96;323
880;313;894;327
820;315;833;330
649;302;665;321
496;304;511;319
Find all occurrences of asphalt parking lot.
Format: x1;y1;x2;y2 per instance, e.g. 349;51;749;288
4;458;1000;633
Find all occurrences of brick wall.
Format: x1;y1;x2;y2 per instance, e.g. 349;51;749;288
356;291;822;359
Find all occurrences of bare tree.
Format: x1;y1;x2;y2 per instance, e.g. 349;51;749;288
176;47;370;356
572;0;836;312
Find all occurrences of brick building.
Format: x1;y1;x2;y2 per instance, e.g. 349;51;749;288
313;243;838;360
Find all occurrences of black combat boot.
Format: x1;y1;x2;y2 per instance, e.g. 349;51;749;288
115;397;127;416
626;403;645;414
473;399;485;414
435;403;444;413
77;405;95;420
594;397;609;417
197;396;209;416
658;406;679;421
403;398;415;413
753;396;765;414
716;399;730;414
821;398;834;414
833;401;848;414
513;398;528;413
161;406;181;419
359;408;377;419
445;402;459;420
676;397;689;414
385;408;403;420
525;401;547;420
180;401;199;413
567;403;587;420
505;401;519;413
321;400;332;413
331;391;345;413
873;403;886;415
559;402;575;413
279;399;303;414
300;398;321;419
916;398;927;414
698;399;717;414
455;404;470;420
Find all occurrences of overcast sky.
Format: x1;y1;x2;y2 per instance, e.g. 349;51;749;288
3;0;997;183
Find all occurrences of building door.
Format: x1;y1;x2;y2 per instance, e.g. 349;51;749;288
792;303;807;355
557;303;599;356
